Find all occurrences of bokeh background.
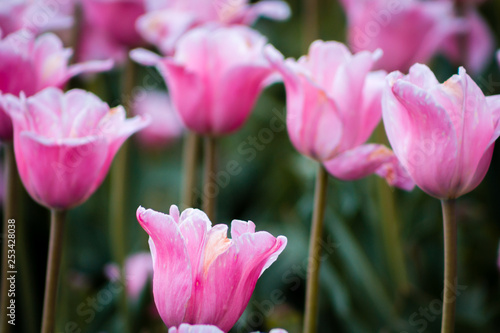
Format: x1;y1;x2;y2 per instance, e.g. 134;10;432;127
6;0;500;332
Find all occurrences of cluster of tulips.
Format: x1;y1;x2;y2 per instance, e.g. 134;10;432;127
0;0;499;332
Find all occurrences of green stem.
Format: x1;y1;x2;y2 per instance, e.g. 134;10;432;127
108;58;136;333
303;0;319;51
1;143;16;333
202;136;217;221
181;132;201;209
303;164;328;333
41;209;67;333
440;199;457;333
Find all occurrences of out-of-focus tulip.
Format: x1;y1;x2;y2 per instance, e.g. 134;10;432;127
382;63;500;199
265;41;414;190
131;26;274;136
78;0;146;63
0;30;113;141
136;205;287;331
105;252;153;301
0;0;74;37
339;0;459;72
2;88;149;209
137;0;290;54
131;91;184;148
441;7;494;74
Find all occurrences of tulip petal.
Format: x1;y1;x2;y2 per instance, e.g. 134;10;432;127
16;133;108;209
130;47;162;66
384;75;458;198
168;324;224;333
136;207;192;327
67;59;114;79
237;0;291;24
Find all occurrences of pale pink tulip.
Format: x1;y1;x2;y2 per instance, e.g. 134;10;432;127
136;205;287;331
131;26;274;135
105;252;153;301
131;91;184;148
382;63;500;199
0;29;113;140
0;0;74;37
441;7;494;74
265;41;414;190
2;88;149;209
137;0;290;54
168;324;223;333
77;0;146;63
339;0;459;72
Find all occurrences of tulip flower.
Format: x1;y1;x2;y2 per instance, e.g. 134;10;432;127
168;325;288;333
265;41;414;190
0;0;74;37
0;29;113;141
339;0;459;72
137;0;290;54
382;63;500;199
132;25;275;217
3;87;149;209
441;6;494;75
77;0;146;63
105;252;153;301
382;63;500;333
265;40;415;333
131;90;184;148
132;25;273;136
136;205;287;331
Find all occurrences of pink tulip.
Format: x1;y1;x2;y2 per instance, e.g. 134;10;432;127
136;205;287;331
105;252;153;301
137;0;290;54
0;29;113;140
0;0;74;37
265;41;414;190
131;90;184;148
77;0;146;63
131;26;274;135
2;87;149;209
441;7;494;74
339;0;459;72
382;63;500;199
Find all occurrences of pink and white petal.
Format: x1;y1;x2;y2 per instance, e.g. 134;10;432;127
356;70;386;145
130;48;162;66
324;144;393;181
168;324;224;333
16;133;108;209
235;0;291;25
374;156;415;191
212;65;271;134
230;220;256;239
160;60;208;133
33;33;71;89
486;95;500;141
384;76;458;198
455;144;494;198
67;59;114;79
136;207;192;327
404;63;440;90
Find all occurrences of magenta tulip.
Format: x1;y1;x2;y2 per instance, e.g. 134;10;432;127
265;41;414;190
382;63;500;199
131;26;274;135
0;0;74;37
77;0;146;62
136;0;290;54
441;7;494;74
339;0;459;72
0;29;113;140
131;90;184;148
105;252;153;301
136;205;287;331
2;87;149;209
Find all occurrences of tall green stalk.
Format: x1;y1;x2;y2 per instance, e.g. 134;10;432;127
41;209;67;333
303;164;328;333
181;132;201;209
202;136;217;221
441;199;457;333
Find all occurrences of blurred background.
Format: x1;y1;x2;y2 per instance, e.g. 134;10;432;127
5;0;500;332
